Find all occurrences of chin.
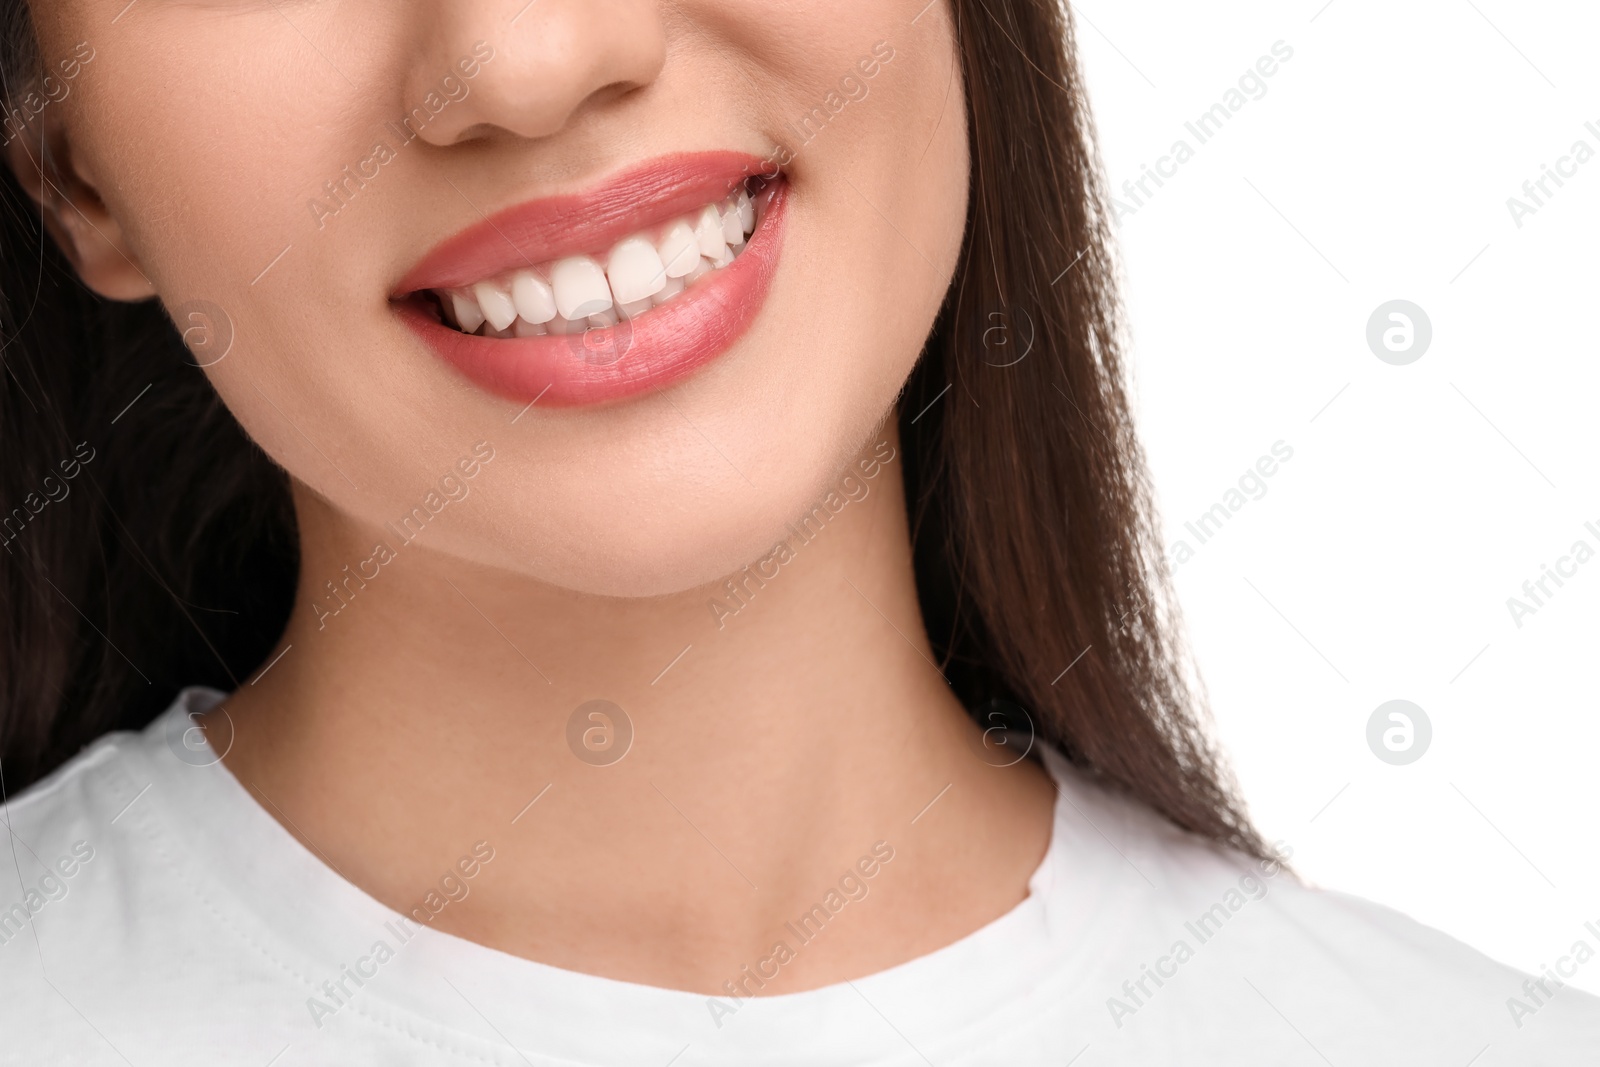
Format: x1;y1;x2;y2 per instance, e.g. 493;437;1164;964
447;478;804;601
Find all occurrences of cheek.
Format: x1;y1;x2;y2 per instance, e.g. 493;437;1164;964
38;0;969;600
559;7;965;592
67;14;357;286
55;11;419;492
743;8;970;446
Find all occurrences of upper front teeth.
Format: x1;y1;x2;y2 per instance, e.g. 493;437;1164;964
549;255;612;321
694;205;727;261
472;280;518;332
511;271;556;323
437;189;758;336
448;291;486;334
606;237;667;305
659;221;701;277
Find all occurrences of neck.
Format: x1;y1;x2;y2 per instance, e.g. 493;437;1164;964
216;424;1054;994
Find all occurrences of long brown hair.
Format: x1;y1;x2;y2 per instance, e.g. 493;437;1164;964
0;1;1268;859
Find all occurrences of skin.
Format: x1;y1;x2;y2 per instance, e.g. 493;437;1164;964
13;0;1055;994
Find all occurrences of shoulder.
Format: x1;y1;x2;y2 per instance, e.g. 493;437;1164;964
0;714;161;1055
1;685;208;838
1034;747;1600;1062
0;692;221;1040
0;723;145;883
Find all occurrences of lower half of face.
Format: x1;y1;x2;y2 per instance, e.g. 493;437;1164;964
49;0;969;596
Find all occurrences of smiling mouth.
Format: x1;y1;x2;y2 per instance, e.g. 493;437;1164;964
393;152;788;407
408;178;766;338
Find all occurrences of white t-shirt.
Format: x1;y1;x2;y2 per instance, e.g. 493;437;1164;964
2;687;1595;1065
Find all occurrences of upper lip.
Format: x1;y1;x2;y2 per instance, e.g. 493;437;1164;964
392;150;770;296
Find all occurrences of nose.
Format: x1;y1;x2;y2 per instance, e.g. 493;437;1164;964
403;0;667;146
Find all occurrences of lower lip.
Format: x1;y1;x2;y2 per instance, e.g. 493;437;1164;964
396;180;788;408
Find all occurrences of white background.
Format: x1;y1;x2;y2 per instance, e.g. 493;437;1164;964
1075;0;1600;993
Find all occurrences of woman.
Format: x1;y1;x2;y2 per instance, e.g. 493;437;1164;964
0;0;1593;1063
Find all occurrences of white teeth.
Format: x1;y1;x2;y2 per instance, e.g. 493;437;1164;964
658;221;701;278
550;255;614;321
510;270;557;324
472;280;518;332
449;290;486;334
652;274;685;305
721;202;744;248
606;236;667;305
682;257;713;286
435;186;765;336
694;205;728;260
